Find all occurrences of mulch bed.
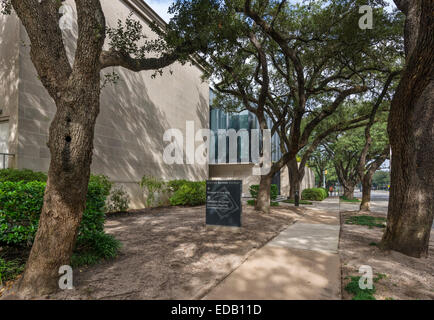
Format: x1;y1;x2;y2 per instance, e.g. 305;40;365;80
339;210;434;300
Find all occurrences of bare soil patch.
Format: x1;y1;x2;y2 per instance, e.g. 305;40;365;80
44;204;296;299
339;210;434;300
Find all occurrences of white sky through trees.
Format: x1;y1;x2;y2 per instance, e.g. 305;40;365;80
145;0;397;23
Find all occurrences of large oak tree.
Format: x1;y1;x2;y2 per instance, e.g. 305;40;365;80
380;0;434;258
169;0;401;212
1;0;200;297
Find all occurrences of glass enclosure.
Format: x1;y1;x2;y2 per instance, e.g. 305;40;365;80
209;90;282;164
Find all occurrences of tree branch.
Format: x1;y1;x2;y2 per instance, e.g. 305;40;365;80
99;49;182;71
300;85;368;146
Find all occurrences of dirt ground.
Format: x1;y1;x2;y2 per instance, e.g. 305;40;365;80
339;210;434;300
43;204;296;300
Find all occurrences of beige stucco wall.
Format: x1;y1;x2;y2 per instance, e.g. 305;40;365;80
0;12;20;167
209;163;315;198
280;165;315;197
209;163;261;196
7;1;209;208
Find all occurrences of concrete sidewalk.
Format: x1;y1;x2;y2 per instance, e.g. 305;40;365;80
203;198;341;300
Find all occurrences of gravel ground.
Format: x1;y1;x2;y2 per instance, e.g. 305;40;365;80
339;210;434;300
47;205;296;300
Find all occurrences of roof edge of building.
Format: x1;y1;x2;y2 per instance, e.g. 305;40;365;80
121;0;209;74
122;0;168;29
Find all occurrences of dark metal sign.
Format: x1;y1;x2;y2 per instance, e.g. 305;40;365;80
206;180;242;227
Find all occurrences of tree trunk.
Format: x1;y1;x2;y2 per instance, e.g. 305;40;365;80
317;171;324;188
17;81;101;297
381;0;434;258
8;0;183;298
360;174;372;211
287;158;299;199
255;174;272;213
343;184;355;199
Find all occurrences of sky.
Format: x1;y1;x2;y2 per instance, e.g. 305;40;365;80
146;0;175;22
145;0;397;23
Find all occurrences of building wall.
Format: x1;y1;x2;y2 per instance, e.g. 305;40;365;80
209;163;315;197
0;12;20;167
280;165;316;197
10;1;209;208
209;163;260;196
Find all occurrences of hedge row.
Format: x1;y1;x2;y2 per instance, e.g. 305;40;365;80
139;176;207;207
0;170;120;266
301;187;329;201
0;168;47;183
168;180;206;206
249;184;279;200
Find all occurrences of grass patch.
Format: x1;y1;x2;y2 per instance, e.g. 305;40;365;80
344;273;387;300
0;247;28;285
0;257;25;285
375;273;387;281
71;252;105;268
345;215;386;229
345;276;376;300
369;242;378;246
247;200;279;207
339;196;361;202
281;199;313;205
71;233;121;268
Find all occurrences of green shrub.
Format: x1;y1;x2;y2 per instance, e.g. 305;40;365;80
139;177;207;208
320;187;329;197
301;188;327;201
0;174;120;266
169;181;206;206
246;199;255;206
0;169;112;191
249;184;278;200
0;179;108;246
89;174;112;197
79;178;111;236
0;181;45;246
0;168;47;183
139;176;166;207
0;257;25;285
71;231;121;267
106;186;130;212
166;179;189;193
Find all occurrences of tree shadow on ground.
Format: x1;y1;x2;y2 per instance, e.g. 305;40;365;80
51;205;296;299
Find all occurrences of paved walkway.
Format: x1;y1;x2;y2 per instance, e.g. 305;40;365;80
203;198;341;300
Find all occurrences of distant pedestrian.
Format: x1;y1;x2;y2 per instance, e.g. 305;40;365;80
329;186;334;196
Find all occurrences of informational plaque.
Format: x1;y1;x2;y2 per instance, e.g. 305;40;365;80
206;180;242;227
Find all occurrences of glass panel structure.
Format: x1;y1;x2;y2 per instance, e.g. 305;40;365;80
209;89;282;164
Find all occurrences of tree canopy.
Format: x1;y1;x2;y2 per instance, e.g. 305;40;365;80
165;0;403;209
